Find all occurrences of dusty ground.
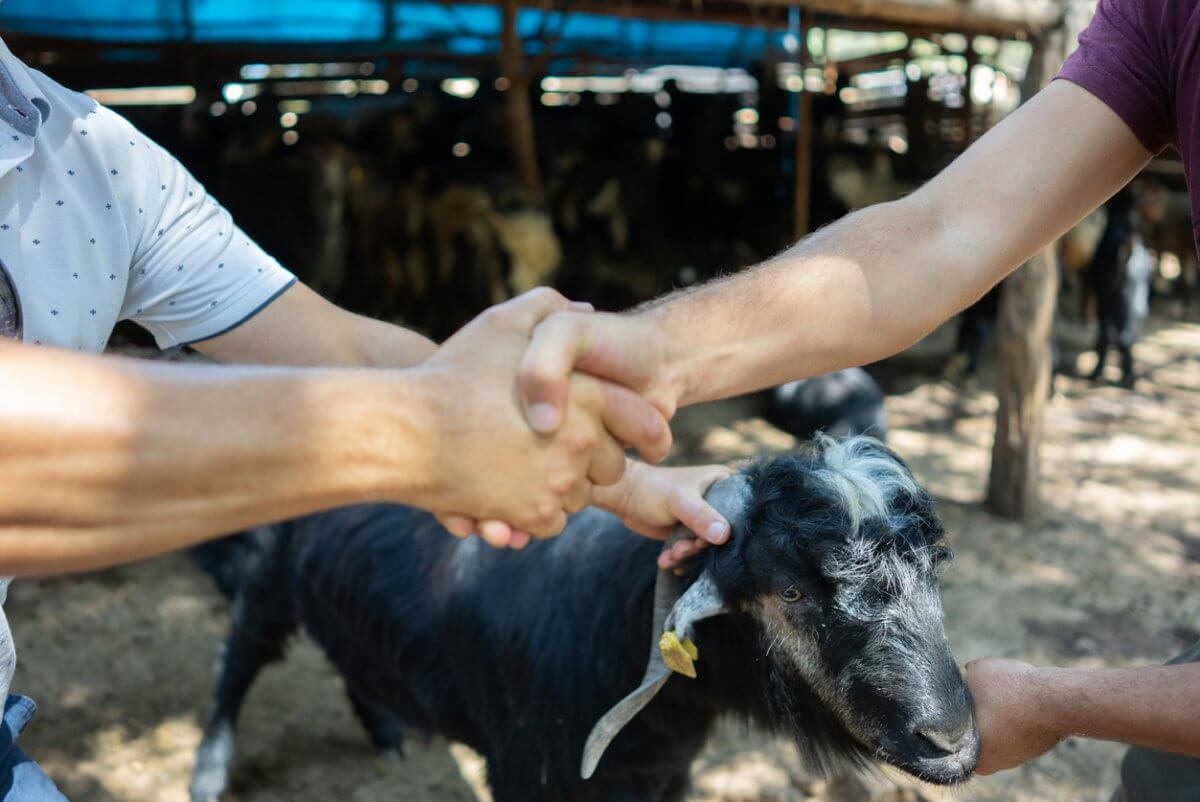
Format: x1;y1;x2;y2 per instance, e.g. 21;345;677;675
10;315;1200;802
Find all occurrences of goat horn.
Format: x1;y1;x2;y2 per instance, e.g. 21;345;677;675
580;474;752;780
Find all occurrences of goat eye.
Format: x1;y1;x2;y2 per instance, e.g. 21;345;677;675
779;586;804;603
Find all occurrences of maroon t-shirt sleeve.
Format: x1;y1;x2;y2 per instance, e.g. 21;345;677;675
1056;0;1176;154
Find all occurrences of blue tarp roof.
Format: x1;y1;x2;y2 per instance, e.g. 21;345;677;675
0;1;782;67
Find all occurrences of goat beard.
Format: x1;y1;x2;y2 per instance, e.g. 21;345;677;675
750;647;881;781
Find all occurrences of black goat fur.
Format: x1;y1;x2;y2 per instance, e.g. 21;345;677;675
192;448;955;802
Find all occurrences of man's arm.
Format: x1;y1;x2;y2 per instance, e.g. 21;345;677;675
964;658;1200;773
517;81;1154;427
0;341;430;575
191;282;437;368
0;290;670;576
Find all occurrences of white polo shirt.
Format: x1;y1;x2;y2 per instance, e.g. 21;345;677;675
0;36;297;703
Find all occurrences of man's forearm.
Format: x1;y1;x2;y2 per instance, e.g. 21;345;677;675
509;81;1152;423
194;282;438;369
1034;663;1200;757
0;343;432;575
638;82;1152;408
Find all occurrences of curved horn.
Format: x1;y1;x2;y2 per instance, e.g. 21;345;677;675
581;473;753;779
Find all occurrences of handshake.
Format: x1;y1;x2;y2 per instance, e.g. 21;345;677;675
407;288;730;568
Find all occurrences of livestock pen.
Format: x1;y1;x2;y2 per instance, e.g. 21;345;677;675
2;0;1199;801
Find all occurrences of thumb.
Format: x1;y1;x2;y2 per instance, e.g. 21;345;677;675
667;487;731;546
519;312;593;434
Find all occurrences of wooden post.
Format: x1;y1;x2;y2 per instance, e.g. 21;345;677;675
984;29;1065;520
985;245;1059;518
792;10;814;239
499;0;545;206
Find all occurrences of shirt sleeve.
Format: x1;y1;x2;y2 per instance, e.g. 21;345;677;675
1055;0;1175;154
113;116;296;348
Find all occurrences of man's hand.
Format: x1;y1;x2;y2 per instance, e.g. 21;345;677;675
414;290;672;541
964;658;1065;775
519;310;677;435
591;462;733;569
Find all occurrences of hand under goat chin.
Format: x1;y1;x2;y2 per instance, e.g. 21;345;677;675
190;435;977;802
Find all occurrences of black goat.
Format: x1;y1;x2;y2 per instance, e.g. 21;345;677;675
190;437;977;802
768;368;888;441
1086;190;1154;388
945;286;1002;383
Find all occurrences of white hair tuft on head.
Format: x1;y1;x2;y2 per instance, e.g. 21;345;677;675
809;434;919;536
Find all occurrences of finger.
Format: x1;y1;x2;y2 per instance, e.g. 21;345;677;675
528;508;568;539
667;488;731;545
519;313;590;434
672;538;710;565
563;480;593;515
477;519;515;548
587;435;627;488
438;514;477;538
509;530;532;549
585;378;673;464
657;538;710;569
496;287;573;332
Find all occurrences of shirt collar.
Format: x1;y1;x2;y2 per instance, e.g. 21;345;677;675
0;37;49;135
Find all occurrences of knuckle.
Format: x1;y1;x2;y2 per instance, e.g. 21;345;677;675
476;306;503;326
519;362;553;389
561;424;595;455
534;500;558;525
526;287;566;313
547;473;575;497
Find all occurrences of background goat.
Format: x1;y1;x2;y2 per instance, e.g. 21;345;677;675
190;437;976;802
1086;189;1154;388
768;368;889;441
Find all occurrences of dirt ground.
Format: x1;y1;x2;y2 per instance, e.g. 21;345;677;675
10;315;1200;802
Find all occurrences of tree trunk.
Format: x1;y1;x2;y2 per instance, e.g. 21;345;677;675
985;246;1059;518
499;0;544;206
984;29;1065;520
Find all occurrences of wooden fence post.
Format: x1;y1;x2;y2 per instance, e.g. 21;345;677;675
984;28;1066;520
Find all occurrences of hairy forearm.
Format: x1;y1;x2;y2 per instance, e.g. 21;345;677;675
1033;663;1200;756
633;82;1150;409
0;344;432;575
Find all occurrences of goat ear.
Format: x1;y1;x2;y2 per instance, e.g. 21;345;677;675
580;474;752;780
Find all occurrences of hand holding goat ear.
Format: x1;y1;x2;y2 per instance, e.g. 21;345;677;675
589;462;734;567
414;289;673;540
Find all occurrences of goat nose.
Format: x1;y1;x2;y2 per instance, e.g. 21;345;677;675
914;725;970;756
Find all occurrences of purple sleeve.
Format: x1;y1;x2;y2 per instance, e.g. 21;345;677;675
1056;0;1175;154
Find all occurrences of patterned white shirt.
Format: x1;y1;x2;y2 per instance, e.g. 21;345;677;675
0;36;297;702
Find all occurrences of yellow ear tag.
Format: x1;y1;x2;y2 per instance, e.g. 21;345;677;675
659;631;700;678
